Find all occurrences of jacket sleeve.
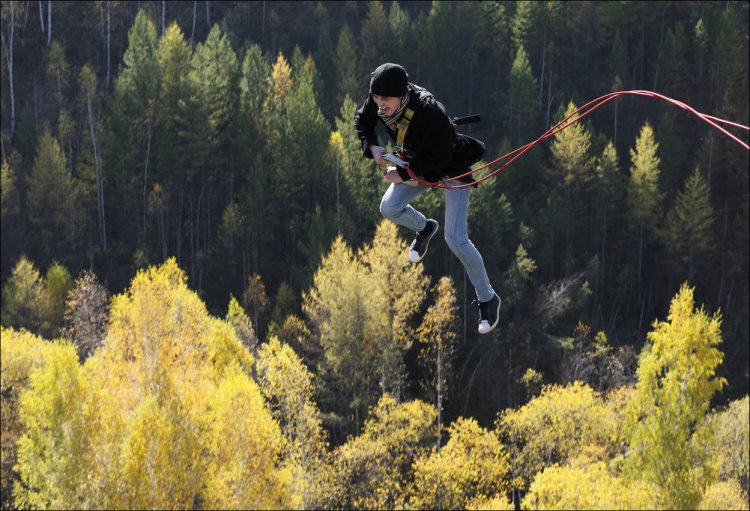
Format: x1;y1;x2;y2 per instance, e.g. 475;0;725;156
407;101;455;178
354;96;381;159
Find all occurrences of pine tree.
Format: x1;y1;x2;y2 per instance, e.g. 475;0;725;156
43;262;73;339
26;129;81;266
107;9;161;245
45;40;70;116
333;96;384;239
549;101;595;272
662;167;715;284
1;160;20;269
361;1;389;73
153;21;191;253
1;257;50;336
594;141;624;297
508;45;540;147
239;44;270;149
626;122;663;309
334;24;361;108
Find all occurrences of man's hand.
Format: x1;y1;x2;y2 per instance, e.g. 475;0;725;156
384;166;404;183
369;145;388;166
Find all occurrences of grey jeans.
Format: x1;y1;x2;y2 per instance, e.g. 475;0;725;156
379;181;495;302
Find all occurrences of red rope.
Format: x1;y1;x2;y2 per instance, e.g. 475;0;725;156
404;90;750;189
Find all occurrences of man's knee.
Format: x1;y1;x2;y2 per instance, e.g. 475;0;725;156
380;198;400;219
444;231;469;252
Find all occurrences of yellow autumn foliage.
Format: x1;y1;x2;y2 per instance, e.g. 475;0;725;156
624;283;725;509
523;461;664;510
11;259;292;509
497;381;615;490
697;479;748;510
334;395;437;509
410;417;510;510
1;327;51;509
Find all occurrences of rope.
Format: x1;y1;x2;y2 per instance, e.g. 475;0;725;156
404;90;750;189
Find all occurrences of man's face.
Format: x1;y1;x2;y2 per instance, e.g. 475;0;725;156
372;94;402;116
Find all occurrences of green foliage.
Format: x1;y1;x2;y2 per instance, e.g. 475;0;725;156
1;257;50;335
1;4;748;507
627;122;664;231
334;24;361;108
1;160;19;220
551;102;594;187
508;45;540;145
333;96;385;235
661;167;715;282
43;262;73;339
26;130;81;264
303;235;377;431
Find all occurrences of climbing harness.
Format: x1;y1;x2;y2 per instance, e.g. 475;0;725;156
398;90;749;189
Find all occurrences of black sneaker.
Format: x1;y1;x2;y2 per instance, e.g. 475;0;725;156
476;293;501;334
408;219;439;263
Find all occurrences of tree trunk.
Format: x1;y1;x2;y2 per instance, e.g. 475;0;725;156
106;2;111;89
1;1;17;135
637;221;644;327
335;158;341;234
142;123;153;241
190;0;197;50
436;341;443;451
87;95;107;252
47;0;51;46
39;1;44;33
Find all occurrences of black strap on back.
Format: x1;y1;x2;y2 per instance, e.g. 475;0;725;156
453;114;481;125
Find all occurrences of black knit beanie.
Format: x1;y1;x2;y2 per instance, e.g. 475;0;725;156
370;63;409;97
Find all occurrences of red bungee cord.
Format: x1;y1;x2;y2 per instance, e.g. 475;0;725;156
404;90;750;189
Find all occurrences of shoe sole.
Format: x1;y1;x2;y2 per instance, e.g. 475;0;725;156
409;220;439;263
478;294;501;334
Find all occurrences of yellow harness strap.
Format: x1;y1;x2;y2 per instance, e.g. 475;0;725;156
396;108;414;148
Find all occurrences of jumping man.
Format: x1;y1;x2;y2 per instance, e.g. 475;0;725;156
354;62;501;334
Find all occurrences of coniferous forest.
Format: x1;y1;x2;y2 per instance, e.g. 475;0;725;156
1;1;748;509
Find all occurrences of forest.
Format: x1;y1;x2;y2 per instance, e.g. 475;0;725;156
1;1;748;509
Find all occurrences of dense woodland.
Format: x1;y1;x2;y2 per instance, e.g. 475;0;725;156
1;1;749;509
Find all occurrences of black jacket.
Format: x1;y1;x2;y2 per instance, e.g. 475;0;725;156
354;84;485;183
